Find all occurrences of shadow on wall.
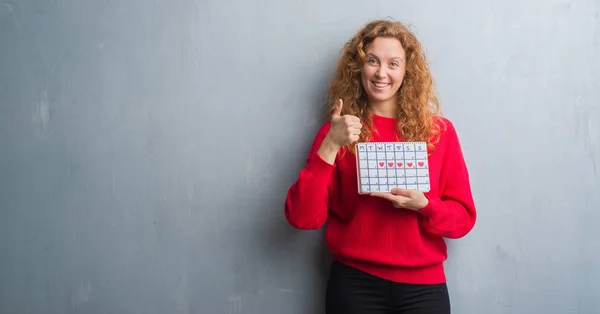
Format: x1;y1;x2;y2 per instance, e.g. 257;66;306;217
255;141;333;312
260;127;334;308
247;52;338;313
264;218;332;308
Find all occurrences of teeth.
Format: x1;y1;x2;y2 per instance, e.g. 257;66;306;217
373;82;389;88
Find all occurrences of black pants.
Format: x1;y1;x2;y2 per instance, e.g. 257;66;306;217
326;261;450;314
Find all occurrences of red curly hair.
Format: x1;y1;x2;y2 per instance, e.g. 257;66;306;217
326;19;444;153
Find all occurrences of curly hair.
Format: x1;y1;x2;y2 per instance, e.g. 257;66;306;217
326;19;444;153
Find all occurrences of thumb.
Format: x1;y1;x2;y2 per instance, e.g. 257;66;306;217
332;99;343;118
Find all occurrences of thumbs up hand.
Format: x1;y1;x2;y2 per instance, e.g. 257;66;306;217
317;99;362;164
328;99;363;147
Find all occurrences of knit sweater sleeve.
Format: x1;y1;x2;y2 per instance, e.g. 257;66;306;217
284;123;337;230
418;119;477;239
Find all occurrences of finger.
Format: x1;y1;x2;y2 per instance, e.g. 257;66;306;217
346;125;361;132
348;121;363;129
369;192;392;199
370;192;410;208
370;192;400;200
345;115;361;123
332;99;343;118
391;188;419;199
345;130;360;140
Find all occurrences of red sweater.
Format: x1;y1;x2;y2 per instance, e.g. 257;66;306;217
284;114;476;284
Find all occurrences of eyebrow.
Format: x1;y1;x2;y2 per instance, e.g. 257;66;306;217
366;53;403;61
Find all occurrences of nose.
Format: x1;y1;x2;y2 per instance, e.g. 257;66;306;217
375;66;387;78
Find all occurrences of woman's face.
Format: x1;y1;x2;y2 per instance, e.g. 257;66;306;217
360;37;406;108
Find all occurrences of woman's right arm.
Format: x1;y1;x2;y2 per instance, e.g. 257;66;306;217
284;123;339;230
285;99;361;230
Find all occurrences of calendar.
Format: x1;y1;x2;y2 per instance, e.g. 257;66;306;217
356;142;430;194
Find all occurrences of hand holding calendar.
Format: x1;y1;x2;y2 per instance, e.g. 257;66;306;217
356;141;431;210
370;188;429;211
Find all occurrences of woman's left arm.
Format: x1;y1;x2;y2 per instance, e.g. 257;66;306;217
417;119;477;239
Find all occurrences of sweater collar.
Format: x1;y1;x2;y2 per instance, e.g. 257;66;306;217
372;113;397;128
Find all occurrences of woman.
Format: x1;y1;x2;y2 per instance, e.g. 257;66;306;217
284;20;477;314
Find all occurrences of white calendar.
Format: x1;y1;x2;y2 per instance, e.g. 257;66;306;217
356;142;430;193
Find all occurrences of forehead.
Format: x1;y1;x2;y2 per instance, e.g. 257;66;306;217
365;37;405;58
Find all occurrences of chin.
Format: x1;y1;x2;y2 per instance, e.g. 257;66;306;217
367;93;395;104
371;94;394;101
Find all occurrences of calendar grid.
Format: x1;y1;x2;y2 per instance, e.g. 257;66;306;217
356;141;430;194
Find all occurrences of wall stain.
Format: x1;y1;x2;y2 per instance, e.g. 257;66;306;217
228;296;241;314
35;89;50;133
0;1;21;33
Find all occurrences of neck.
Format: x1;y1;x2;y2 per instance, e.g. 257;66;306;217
369;99;397;118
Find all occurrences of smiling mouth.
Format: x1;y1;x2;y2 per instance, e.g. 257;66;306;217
372;81;390;88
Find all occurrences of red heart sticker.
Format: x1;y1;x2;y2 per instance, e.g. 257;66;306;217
379;162;384;167
388;162;394;167
397;162;403;168
418;161;425;167
407;162;413;168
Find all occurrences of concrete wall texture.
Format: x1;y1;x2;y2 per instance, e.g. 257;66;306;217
1;0;599;313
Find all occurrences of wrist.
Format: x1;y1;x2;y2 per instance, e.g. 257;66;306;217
417;197;439;216
416;197;429;211
322;135;342;151
317;135;341;164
